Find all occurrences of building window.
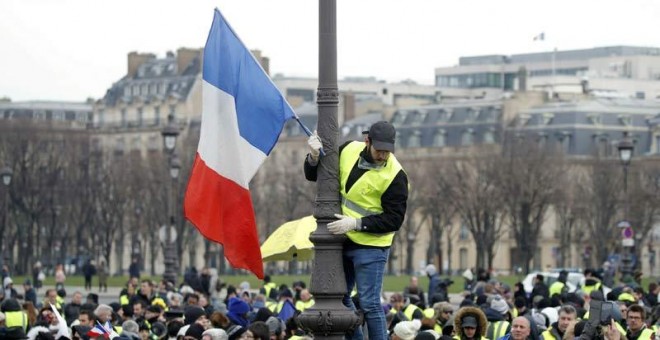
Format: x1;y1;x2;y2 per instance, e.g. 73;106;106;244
154;106;160;125
459;248;468;271
542;113;554;125
132;85;139;96
619;115;632;126
558;133;572;154
33;110;46;120
52;110;65;121
408;131;422;148
587;114;601;125
462;129;474;146
459;224;470;240
121;109;127;127
148;136;159;151
137;107;143;126
132;136;141;151
433;130;446;147
392;111;407;125
116;137;125;153
483;130;495;144
656;135;660;154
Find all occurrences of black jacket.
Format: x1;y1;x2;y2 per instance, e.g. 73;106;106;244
304;141;408;239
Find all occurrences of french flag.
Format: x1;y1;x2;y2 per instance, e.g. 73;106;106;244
87;321;112;338
184;8;295;279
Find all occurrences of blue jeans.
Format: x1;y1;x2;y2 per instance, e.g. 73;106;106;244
342;247;390;340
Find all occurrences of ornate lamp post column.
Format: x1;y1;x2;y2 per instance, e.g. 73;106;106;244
297;1;361;338
1;166;12;273
617;132;634;281
161;113;180;285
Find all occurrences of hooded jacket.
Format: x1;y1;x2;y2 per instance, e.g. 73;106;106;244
227;297;250;327
454;306;488;340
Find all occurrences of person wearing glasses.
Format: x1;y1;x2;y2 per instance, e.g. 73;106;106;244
626;304;654;340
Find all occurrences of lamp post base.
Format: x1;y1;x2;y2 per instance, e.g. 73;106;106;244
163;242;178;286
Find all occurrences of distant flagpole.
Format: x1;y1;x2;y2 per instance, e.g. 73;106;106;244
532;31;556;98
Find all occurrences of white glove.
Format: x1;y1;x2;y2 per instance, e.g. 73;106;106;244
307;130;322;161
327;214;359;234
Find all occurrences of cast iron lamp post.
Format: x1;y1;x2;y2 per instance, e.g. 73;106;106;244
161;113;180;285
297;1;362;338
617;132;634;281
1;166;12;273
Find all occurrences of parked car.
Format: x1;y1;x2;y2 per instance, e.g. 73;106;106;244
522;271;611;296
522;271;582;294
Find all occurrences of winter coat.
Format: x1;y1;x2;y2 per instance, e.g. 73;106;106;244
454;306;488;340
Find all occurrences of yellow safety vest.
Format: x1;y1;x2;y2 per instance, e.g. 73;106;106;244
266;300;278;313
630;328;655;340
618;292;636;303
120;294;129;306
541;329;560;340
487;320;509;340
295;299;315;312
5;311;27;332
339;141;403;247
263;282;278;299
549;282;565;297
403;304;423;321
582;281;601;295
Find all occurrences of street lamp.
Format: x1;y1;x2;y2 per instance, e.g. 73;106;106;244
617;131;634;281
161;113;180;285
1;166;12;273
297;1;362;338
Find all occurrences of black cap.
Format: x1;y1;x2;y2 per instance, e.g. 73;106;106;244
364;121;396;152
462;316;478;328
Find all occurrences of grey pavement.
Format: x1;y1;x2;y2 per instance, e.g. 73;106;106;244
26;285;123;305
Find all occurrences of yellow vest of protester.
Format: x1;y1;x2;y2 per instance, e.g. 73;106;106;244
339;141;402;247
632;328;655;340
263;282;277;298
541;329;559;340
582;281;601;295
487;320;510;340
295;299;315;312
5;310;27;332
549;282;565;297
404;304;423;321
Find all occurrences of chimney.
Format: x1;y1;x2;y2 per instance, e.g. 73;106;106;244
176;47;202;75
250;49;270;75
343;92;356;122
127;52;155;78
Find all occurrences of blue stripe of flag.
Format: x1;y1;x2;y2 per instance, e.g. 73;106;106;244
203;8;295;155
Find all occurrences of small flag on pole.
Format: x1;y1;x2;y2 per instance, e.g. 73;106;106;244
184;8;296;279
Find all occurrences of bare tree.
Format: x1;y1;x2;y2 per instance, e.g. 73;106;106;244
627;161;660;268
441;152;505;270
575;158;623;265
498;139;565;274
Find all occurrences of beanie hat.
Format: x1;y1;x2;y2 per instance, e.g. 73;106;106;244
185;323;205;339
202;328;229;340
394;319;422;340
266;316;283;335
184;306;206;325
490;296;509;315
226;325;247;340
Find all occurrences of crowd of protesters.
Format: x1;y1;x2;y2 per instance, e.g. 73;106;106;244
0;264;660;340
0;266;316;340
385;266;660;340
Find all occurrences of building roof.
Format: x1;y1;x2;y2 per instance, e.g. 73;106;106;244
101;54;200;107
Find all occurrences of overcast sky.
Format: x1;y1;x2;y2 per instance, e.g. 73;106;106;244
1;0;659;102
